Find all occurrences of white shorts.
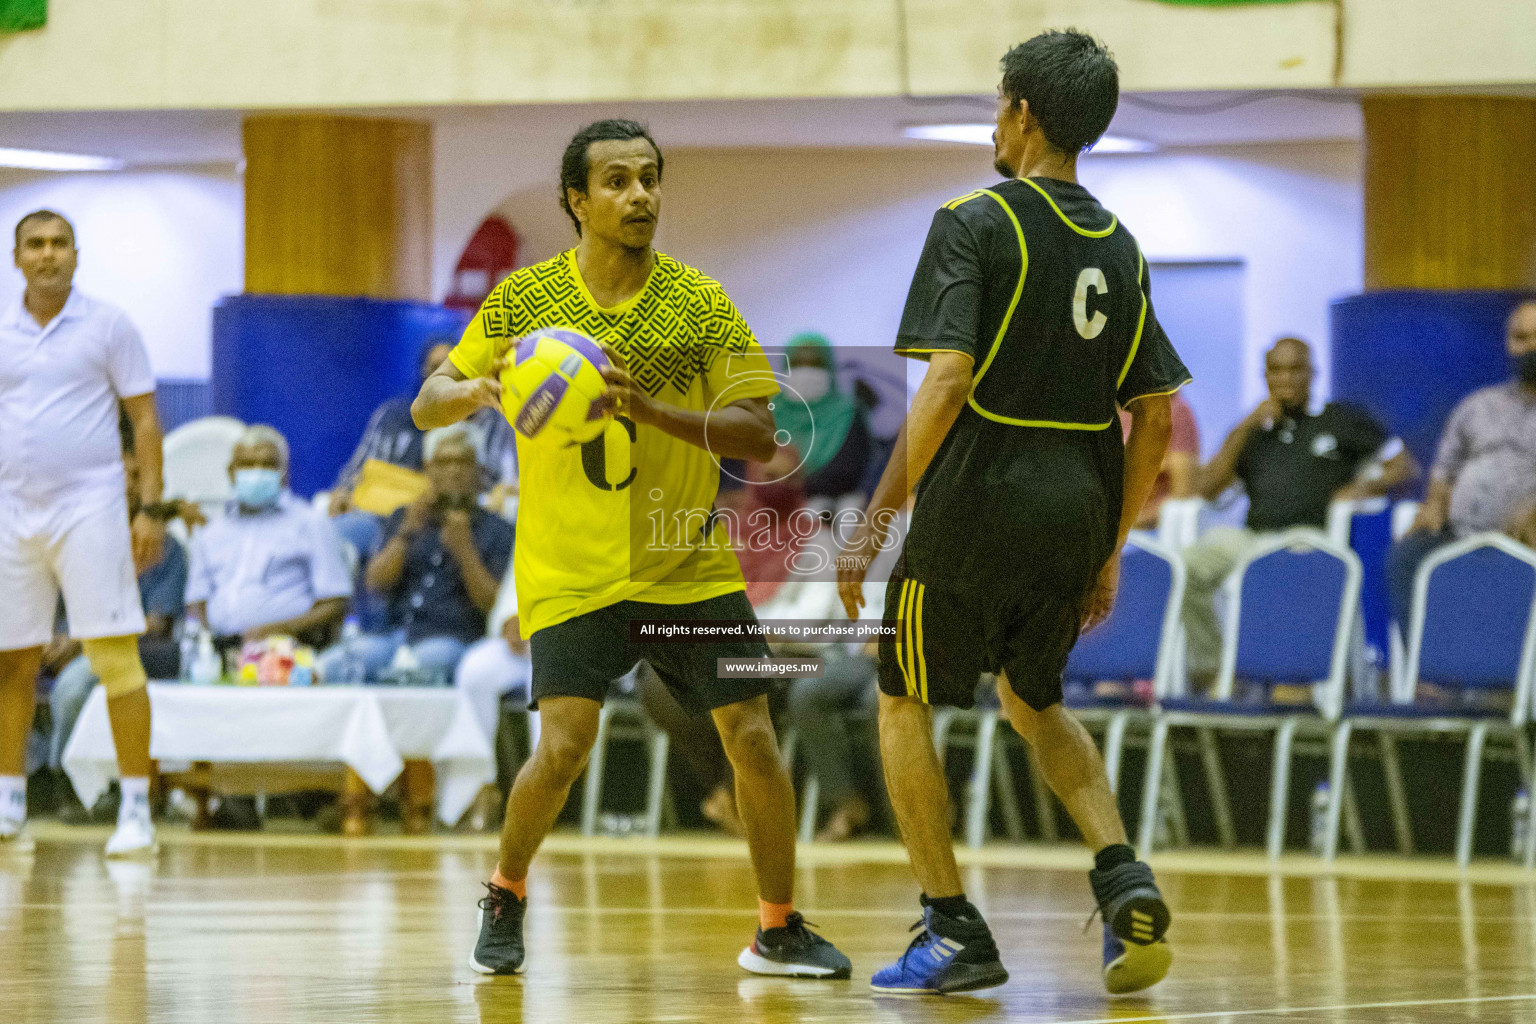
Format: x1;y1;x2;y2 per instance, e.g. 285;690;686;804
0;492;146;650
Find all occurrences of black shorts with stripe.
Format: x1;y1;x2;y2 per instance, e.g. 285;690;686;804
877;561;1083;712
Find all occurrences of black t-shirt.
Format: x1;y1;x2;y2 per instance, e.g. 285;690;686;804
1237;403;1390;531
894;177;1191;596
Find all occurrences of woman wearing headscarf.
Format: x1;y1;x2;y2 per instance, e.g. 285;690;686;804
774;333;872;507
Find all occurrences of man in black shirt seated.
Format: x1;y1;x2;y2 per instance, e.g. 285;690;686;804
1182;337;1415;686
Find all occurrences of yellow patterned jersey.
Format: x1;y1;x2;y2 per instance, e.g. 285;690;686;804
449;248;779;637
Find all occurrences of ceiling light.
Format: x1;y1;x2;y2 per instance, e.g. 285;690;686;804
0;147;127;171
903;124;1157;154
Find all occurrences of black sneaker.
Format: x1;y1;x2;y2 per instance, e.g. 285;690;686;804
737;911;852;979
469;882;526;976
1089;860;1172;994
870;898;1009;994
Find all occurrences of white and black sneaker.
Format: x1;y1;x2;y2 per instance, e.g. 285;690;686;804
469;882;526;976
738;912;851;979
1090;860;1172;994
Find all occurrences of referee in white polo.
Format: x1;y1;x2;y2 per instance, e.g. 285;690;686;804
0;210;167;857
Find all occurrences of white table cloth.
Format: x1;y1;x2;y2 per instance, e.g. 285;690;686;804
62;683;496;826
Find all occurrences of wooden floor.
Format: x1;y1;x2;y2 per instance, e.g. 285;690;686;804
7;826;1536;1023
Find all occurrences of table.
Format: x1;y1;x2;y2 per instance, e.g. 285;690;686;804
62;683;496;826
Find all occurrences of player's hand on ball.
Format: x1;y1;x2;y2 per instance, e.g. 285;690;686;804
1081;552;1121;632
130;511;165;572
489;336;514;378
599;352;651;424
464;374;503;412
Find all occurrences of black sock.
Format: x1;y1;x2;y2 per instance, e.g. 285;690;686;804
1094;843;1137;873
922;893;980;921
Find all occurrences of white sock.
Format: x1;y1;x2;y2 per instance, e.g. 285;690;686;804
0;775;25;822
118;776;151;825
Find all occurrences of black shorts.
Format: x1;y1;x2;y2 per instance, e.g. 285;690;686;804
529;590;774;715
877;563;1082;711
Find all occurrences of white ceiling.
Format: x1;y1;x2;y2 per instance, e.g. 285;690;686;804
0;91;1364;167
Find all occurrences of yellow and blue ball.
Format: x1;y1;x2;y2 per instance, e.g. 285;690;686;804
500;327;613;445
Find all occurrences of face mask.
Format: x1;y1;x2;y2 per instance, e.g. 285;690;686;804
1514;352;1536;385
787;366;832;403
234;468;282;510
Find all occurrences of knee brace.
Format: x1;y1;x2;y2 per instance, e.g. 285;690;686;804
82;636;148;698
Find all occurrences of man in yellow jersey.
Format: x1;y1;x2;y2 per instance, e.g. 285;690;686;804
413;120;849;980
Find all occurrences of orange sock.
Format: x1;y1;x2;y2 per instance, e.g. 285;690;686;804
492;868;527;900
759;898;794;931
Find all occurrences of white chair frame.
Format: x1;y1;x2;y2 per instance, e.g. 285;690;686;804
1138;528;1361;860
950;532;1186;849
1325;533;1536;867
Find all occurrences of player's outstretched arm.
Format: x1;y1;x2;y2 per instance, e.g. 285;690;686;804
836;351;972;618
412;357;505;430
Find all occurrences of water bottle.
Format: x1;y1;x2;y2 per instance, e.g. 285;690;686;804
190;629;221;685
1309;782;1331;855
1512;789;1530;860
599;812;640;837
178;618;198;682
335;616;366;684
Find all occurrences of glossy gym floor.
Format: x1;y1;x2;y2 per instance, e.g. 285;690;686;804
7;825;1536;1023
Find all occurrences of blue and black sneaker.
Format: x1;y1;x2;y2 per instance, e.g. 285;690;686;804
738;912;851;978
1089;860;1172;994
469;882;526;976
870;897;1009;995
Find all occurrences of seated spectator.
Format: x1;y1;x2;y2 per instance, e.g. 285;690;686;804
454;558;533;831
1183;337;1416;683
186;424;351;649
1120;391;1200;528
780;516;901;843
47;409;189;786
1389;300;1536;628
773;333;873;512
319;425;512;684
328;339;517;622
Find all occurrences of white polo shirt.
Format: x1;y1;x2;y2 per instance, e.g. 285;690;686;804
0;289;154;506
186;492;354;637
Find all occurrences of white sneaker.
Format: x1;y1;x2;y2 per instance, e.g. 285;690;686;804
0;816;33;855
105;817;158;859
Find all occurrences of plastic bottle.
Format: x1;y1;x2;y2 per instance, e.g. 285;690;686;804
178;619;198;682
599;812;639;837
335;616;366;684
1512;789;1530;860
1309;782;1331;855
190;629;221;685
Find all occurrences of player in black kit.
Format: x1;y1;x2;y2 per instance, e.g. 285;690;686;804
837;30;1191;997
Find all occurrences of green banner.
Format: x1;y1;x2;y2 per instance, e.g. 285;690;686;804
0;0;45;33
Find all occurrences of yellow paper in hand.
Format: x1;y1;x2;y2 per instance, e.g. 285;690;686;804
350;459;430;516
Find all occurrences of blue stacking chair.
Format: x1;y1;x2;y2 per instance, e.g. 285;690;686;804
1138;528;1360;859
953;533;1183;848
1324;534;1536;866
1062;533;1185;792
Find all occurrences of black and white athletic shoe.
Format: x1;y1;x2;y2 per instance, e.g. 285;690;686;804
1090;860;1172;994
469;882;526;976
737;912;852;979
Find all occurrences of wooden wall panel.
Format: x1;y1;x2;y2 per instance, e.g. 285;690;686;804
1364;97;1536;290
243;115;431;299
